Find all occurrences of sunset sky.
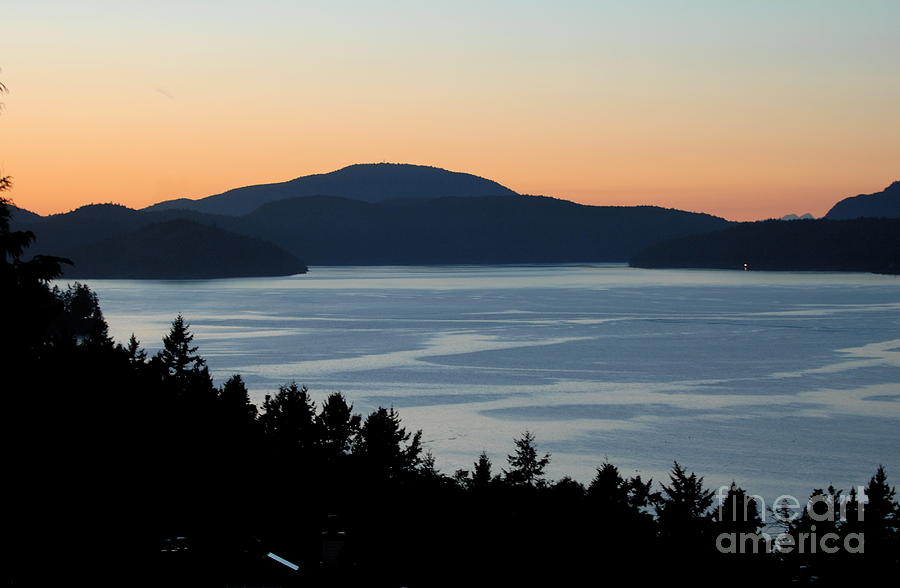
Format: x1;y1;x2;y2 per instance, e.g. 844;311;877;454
3;0;898;220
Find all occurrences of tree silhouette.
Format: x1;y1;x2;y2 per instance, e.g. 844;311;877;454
153;314;215;412
471;450;494;490
845;465;900;570
503;430;550;488
122;333;147;364
260;381;321;456
864;465;899;539
353;407;422;480
219;374;259;431
587;462;631;507
656;461;715;546
318;391;361;460
57;281;111;346
158;314;204;378
714;482;763;535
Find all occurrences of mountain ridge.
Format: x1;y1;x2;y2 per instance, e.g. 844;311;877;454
825;181;900;220
144;163;519;216
14;195;731;270
59;218;307;279
17;168;897;276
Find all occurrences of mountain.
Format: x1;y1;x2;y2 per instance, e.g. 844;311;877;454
19;203;238;258
58;219;307;279
234;195;730;264
825;181;900;220
779;213;814;221
15;196;730;270
629;218;900;274
7;204;42;223
144;163;519;216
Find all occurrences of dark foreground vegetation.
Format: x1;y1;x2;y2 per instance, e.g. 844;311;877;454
3;195;899;587
630;217;900;274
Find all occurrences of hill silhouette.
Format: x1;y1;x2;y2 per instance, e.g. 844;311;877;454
825;181;900;219
58;219;307;279
145;163;519;216
629;218;900;274
237;194;730;264
15;197;730;271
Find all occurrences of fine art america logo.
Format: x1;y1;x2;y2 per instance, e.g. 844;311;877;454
715;486;866;555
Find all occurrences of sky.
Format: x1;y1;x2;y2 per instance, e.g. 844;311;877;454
2;0;898;220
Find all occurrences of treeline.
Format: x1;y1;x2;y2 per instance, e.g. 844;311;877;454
3;197;899;587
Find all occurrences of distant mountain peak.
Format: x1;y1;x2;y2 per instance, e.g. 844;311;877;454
144;163;518;216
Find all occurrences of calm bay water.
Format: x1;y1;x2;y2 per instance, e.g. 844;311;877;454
80;264;900;503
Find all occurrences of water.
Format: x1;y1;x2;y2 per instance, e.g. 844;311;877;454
78;264;900;505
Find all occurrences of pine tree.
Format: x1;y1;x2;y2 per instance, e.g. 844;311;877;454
260;382;320;454
656;461;715;546
158;314;204;378
503;431;550;488
353;407;422;479
123;333;147;365
471;450;493;490
318;392;361;459
58;282;111;346
859;465;900;563
714;482;763;535
588;462;631;507
219;374;258;429
154;314;214;410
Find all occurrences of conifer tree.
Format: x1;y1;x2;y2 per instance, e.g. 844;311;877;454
219;374;258;429
713;482;763;535
471;450;493;490
353;407;422;479
260;382;320;454
158;314;204;378
656;461;715;545
503;430;550;488
318;392;361;459
123;333;147;365
855;465;900;564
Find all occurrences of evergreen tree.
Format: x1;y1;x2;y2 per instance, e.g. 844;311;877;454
153;314;215;409
57;282;111;347
852;465;900;565
318;391;361;459
353;407;422;479
713;482;763;535
656;461;715;545
1;196;71;359
471;450;493;490
588;462;631;508
503;430;550;488
219;374;258;429
551;475;586;500
260;382;320;454
123;333;147;365
584;461;658;564
158;314;205;378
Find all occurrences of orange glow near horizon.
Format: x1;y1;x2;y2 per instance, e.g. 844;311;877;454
3;1;898;221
